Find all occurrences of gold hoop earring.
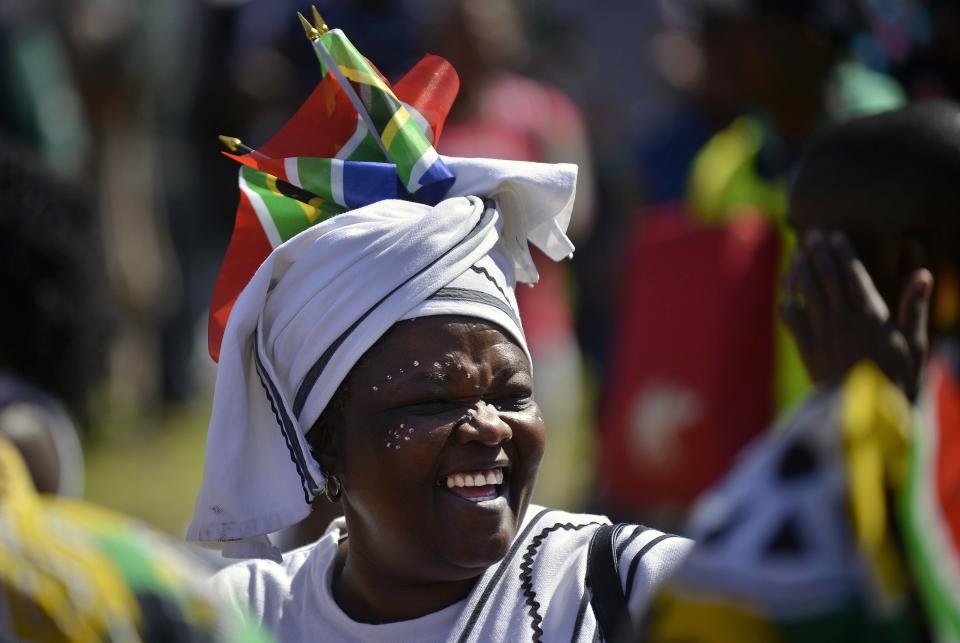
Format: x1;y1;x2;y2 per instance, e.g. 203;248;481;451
323;475;342;502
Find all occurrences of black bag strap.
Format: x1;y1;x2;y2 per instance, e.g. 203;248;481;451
586;523;634;642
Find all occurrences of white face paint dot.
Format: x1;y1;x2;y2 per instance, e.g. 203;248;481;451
404;436;410;441
474;384;480;389
408;428;414;434
386;442;391;448
466;373;471;379
395;445;400;450
413;360;419;367
386;374;392;381
399;368;404;374
400;423;404;428
372;386;379;392
433;361;441;369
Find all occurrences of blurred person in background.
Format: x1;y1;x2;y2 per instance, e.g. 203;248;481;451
424;0;598;511
0;131;268;643
642;101;960;643
62;0;184;418
596;0;909;530
680;0;910;414
0;1;91;180
0;433;271;641
0;144;113;497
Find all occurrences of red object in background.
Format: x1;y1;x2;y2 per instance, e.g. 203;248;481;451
599;207;780;509
932;354;960;556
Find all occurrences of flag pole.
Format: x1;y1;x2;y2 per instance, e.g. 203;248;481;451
297;8;390;158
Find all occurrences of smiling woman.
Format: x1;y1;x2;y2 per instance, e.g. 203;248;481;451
195;195;691;641
307;317;544;621
188;21;690;641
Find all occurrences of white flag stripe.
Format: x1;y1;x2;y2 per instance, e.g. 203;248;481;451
284;157;301;188
338;118;370;160
406;145;439;193
402;101;433;141
238;170;283;249
330;159;346;206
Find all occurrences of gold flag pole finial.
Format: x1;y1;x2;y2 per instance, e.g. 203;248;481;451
218;134;240;152
310;6;329;34
217;135;254;155
297;11;321;41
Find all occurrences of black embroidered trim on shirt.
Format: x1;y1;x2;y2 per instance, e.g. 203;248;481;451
519;521;603;643
615;525;649;560
624;534;677;600
456;507;553;643
571;579;593;642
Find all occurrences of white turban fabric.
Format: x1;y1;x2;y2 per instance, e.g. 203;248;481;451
187;157;577;560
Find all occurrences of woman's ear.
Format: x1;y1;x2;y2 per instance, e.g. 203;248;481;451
306;417;339;478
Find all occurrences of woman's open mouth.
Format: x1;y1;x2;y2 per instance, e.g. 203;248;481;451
437;468;507;503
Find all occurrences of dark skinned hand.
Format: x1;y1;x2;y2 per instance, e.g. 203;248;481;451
780;230;933;401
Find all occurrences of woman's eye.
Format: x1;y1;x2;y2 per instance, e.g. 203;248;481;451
403;400;461;415
494;394;533;411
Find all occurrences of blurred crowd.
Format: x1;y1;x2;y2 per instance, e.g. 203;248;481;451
2;0;960;639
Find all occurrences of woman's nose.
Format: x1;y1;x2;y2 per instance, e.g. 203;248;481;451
456;400;512;445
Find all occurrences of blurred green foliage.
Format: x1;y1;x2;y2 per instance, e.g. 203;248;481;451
83;402;210;535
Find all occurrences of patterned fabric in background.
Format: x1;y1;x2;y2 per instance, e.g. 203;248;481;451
0;435;271;643
643;358;960;642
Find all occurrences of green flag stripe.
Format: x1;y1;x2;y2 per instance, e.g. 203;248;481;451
900;403;960;640
241;166;315;242
297;158;333;200
344;129;385;162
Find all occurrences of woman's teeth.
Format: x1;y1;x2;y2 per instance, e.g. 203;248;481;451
443;468;504;489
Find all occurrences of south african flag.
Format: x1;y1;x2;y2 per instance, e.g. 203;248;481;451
208;31;459;361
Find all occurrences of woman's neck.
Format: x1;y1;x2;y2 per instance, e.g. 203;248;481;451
331;539;478;624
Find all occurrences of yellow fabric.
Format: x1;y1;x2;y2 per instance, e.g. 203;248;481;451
647;593;784;643
0;436;258;642
686;116;787;226
685;115;810;418
841;361;912;609
0;436;141;641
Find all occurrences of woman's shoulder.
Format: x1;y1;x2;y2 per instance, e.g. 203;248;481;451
528;505;693;609
208;535;337;623
523;504;692;560
449;506;691;640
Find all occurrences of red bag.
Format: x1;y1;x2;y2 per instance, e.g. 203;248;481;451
599;207;779;510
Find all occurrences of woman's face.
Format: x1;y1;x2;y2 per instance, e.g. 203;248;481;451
323;316;545;583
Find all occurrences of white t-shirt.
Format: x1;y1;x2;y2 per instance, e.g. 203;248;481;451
211;505;691;642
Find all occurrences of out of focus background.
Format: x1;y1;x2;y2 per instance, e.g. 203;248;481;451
1;0;957;538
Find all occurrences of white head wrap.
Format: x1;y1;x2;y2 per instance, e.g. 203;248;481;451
187;157;577;560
